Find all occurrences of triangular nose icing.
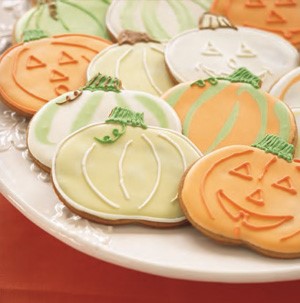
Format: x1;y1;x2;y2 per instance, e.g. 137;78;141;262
246;189;264;206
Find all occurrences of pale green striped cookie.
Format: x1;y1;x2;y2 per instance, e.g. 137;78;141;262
106;0;211;42
27;74;181;171
14;0;112;42
162;68;297;154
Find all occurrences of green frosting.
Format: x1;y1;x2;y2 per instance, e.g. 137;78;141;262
193;68;262;89
83;73;122;93
95;107;147;144
252;135;294;162
22;29;48;42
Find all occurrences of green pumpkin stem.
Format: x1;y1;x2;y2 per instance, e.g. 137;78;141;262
83;73;122;93
94;107;147;144
23;29;48;42
252;134;294;162
192;68;262;89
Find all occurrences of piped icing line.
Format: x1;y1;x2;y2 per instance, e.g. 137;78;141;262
115;48;133;84
281;229;300;242
138;134;162;210
13;47;48;102
142;48;162;95
200;149;255;220
217;190;293;230
119;140;133;200
158;133;187;203
150;45;164;54
50;41;100;53
82;143;120;209
258;156;277;180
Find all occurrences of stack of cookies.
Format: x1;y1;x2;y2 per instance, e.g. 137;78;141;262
1;0;300;259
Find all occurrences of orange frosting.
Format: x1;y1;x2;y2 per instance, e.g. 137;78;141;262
210;0;300;49
180;145;300;257
0;34;111;116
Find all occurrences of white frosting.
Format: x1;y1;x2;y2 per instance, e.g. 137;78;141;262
105;0;207;42
165;27;299;92
27;89;182;169
270;67;300;108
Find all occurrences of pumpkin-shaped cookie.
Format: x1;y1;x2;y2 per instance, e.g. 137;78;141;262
106;0;209;42
162;68;297;154
14;0;112;42
52;107;202;227
27;73;182;171
210;0;300;49
0;31;111;116
87;30;176;96
165;13;299;91
180;135;300;258
270;67;300;109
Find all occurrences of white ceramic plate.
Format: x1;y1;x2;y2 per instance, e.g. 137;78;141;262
2;102;300;283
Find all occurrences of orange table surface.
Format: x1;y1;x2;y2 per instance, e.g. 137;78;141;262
1;193;300;303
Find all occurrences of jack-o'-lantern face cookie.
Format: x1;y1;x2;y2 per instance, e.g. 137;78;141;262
87;30;176;96
270;67;300;109
162;68;297;154
52;107;202;227
180;135;300;258
0;31;111;116
165;13;299;91
27;73;181;171
14;0;112;42
105;0;209;42
210;0;300;49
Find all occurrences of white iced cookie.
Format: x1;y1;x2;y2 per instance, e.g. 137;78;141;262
27;74;182;171
270;67;300;109
87;30;176;96
52;107;202;227
165;13;299;92
105;0;210;42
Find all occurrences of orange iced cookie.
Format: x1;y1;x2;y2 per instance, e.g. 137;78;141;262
180;135;300;258
0;30;111;116
210;0;300;49
162;68;297;154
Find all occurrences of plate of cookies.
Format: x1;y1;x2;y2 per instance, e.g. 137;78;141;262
2;0;300;283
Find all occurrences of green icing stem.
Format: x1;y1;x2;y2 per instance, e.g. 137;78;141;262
34;102;60;145
134;95;169;128
165;84;189;107
60;0;106;34
237;86;268;143
142;0;170;40
274;102;291;141
70;93;103;132
167;0;195;32
184;82;228;136
205;101;240;154
120;1;138;33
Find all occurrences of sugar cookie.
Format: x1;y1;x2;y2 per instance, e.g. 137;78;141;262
165;13;299;92
162;68;297;154
180;135;300;258
210;0;300;49
14;0;112;42
0;31;111;116
27;74;182;171
87;30;176;96
106;0;210;42
52;107;202;226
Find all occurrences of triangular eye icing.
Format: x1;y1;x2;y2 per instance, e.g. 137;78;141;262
58;51;78;65
201;41;223;56
236;43;257;58
229;162;253;181
272;176;297;195
26;55;47;70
